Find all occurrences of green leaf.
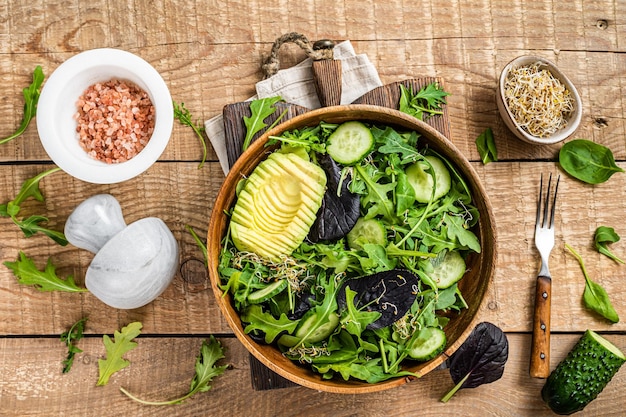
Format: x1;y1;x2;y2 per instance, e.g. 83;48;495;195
594;226;625;264
242;96;283;151
444;213;481;253
475;127;498;164
186;225;208;266
398;83;449;121
1;65;45;144
559;139;624;184
60;317;88;373
4;251;88;292
97;322;143;386
340;286;381;337
1;167;66;245
173;101;208;168
375;127;421;164
565;243;619;323
241;305;298;343
120;336;228;405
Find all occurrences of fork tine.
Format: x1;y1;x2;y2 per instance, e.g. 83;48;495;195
549;175;560;228
542;173;552;228
536;174;544;228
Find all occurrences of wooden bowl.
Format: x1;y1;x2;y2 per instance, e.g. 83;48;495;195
207;105;496;393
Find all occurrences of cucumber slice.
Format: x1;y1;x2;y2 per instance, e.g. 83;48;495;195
326;121;374;165
407;326;446;361
542;330;626;415
294;310;340;343
406;155;451;203
430;251;466;289
247;279;288;304
346;217;387;250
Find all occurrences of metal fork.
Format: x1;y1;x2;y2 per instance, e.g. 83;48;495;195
530;173;560;378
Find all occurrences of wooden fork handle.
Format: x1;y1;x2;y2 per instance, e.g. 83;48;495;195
530;275;552;378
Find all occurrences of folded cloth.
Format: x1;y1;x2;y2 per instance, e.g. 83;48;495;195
204;40;383;175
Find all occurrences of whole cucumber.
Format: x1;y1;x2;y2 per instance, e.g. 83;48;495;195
542;330;625;415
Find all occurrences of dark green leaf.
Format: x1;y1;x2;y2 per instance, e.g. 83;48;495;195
399;83;450;121
594;226;624;264
475;127;498;164
559;139;624;184
242;96;283;151
4;252;88;293
241;305;298;343
61;317;88;373
120;336;228;405
173;101;208;168
1;66;45;144
565;243;619;323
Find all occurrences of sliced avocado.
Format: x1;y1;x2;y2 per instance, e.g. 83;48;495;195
230;152;327;260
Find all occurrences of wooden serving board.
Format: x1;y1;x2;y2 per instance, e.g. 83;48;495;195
221;76;451;391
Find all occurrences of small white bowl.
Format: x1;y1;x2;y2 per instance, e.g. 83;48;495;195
37;48;173;184
496;55;582;145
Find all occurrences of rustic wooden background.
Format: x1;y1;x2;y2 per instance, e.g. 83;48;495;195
1;0;626;416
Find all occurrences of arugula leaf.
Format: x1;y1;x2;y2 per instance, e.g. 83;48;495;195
173;101;208;168
399;83;450;121
594;226;625;264
444;213;481;253
340;287;382;337
241;305;298;343
4;251;88;292
0;167;67;245
1;66;44;144
565;243;619;323
375;127;421;164
97;322;143;386
475;127;497;164
61;317;88;373
242;96;284;151
120;336;228;405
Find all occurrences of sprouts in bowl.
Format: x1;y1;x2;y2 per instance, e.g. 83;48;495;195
497;56;582;145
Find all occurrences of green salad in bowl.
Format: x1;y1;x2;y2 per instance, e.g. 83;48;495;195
208;105;495;393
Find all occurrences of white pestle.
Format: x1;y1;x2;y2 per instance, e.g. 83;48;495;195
65;194;179;309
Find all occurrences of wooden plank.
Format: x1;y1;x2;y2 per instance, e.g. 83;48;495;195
3;161;626;336
1;334;625;416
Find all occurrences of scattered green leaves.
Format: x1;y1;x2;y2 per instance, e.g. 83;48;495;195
173;101;208;168
97;322;143;386
1;65;45;144
399;82;450;121
559;139;624;184
61;317;88;373
4;251;88;293
0;167;67;245
475;127;497;164
242;96;285;151
595;226;624;264
565;243;619;323
120;336;228;405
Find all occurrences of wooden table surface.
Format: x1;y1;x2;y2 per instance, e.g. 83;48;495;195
2;0;626;415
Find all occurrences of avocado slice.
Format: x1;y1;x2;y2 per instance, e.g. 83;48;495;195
230;152;327;260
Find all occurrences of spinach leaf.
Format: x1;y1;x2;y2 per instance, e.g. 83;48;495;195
475;127;497;164
595;226;625;264
441;322;508;402
565;243;619;323
559;139;624;184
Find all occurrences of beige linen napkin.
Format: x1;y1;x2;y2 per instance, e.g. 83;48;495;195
204;40;383;175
